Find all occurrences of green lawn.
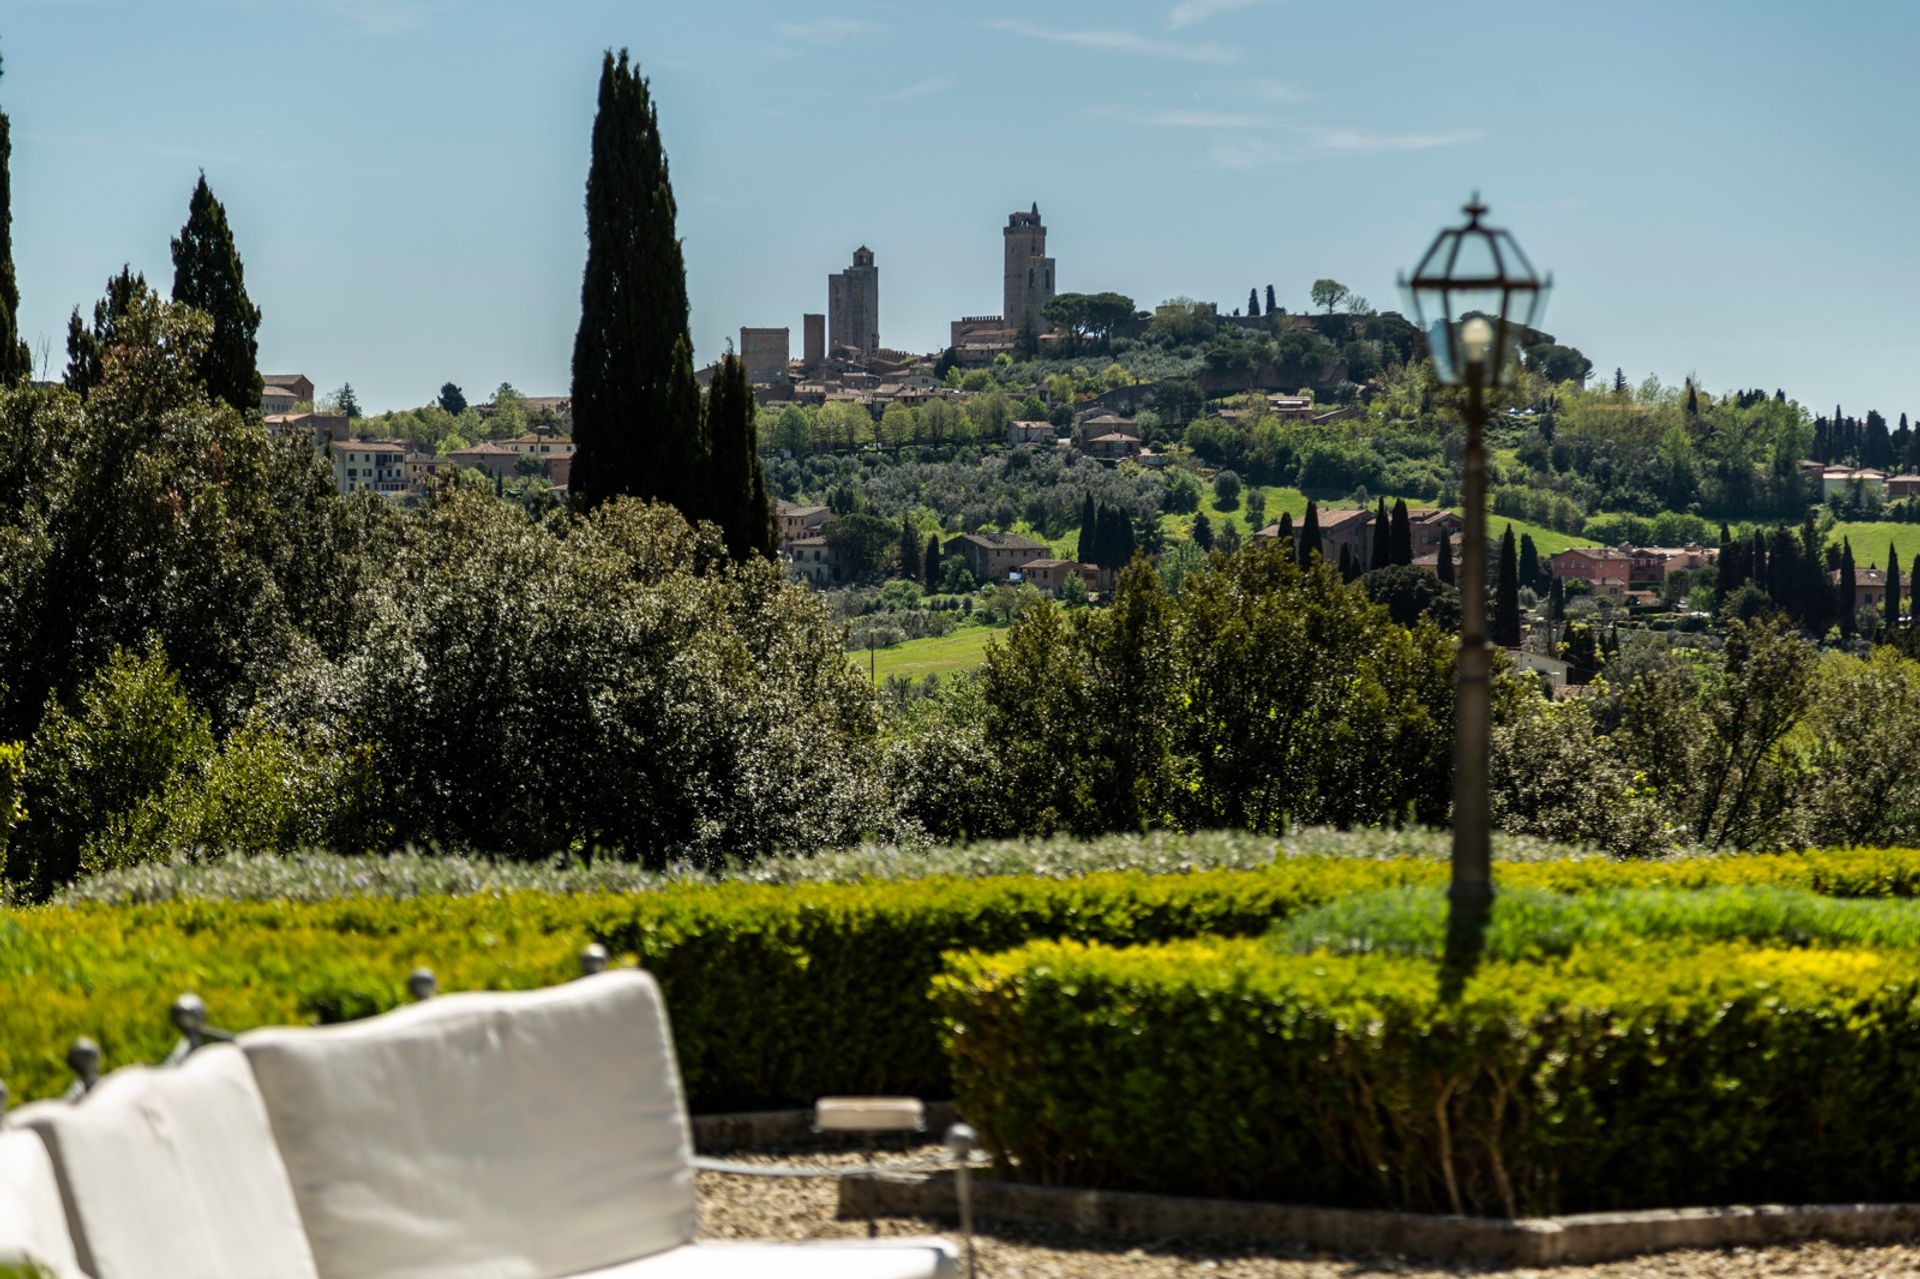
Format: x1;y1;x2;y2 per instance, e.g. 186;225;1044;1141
1829;521;1920;572
860;624;1006;683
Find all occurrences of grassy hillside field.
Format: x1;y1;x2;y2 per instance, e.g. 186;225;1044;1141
862;624;1005;683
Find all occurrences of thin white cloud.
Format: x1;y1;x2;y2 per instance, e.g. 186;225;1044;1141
1167;0;1279;29
1251;78;1309;103
876;76;958;102
987;19;1240;64
1209;127;1483;169
326;0;439;36
776;17;884;41
1097;105;1271;130
1302;126;1484;153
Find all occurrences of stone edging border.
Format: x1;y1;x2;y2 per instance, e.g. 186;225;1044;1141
842;1171;1920;1266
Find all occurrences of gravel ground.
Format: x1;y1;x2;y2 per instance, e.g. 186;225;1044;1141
696;1148;1920;1277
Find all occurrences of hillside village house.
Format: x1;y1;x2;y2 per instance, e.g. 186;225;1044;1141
260;373;314;416
502;432;576;462
1080;432;1143;461
1015;558;1100;596
1407;509;1465;558
265;412;350;449
332;440;408;495
1549;547;1634;597
1837;566;1891;614
1253;507;1374;567
1006;420;1054;445
949;531;1049;582
1821;466;1886;498
1074;413;1138;445
777;501;830;548
448;440;522;480
786;536;842;587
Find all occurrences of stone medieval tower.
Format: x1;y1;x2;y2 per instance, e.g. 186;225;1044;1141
828;246;879;358
1002;204;1055;334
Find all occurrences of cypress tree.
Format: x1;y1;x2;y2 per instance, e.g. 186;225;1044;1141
1192;510;1214;551
1436;527;1455;585
1389;499;1413;566
1715;522;1737;604
1249;287;1260;318
0;54;27;387
1265;284;1277;315
1912;553;1920;633
896;511;919;580
1751;530;1768;598
1494;523;1521;646
1767;526;1797;615
1838;539;1857;637
170;173;262;414
1276;511;1292;546
1338;543;1354;581
704;350;775;559
924;534;941;589
1370;499;1390;569
1299;499;1321;565
1549;575;1564;621
1078;492;1098;563
1886;542;1901;636
1518;532;1540;593
570;50;705;517
1800;510;1832;633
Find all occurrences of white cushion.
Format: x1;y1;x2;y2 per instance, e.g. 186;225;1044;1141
567;1238;958;1279
0;1127;83;1279
241;970;697;1279
18;1047;317;1279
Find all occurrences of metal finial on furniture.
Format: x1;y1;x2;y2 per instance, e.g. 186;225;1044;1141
944;1123;979;1279
579;943;610;977
164;992;236;1064
407;967;438;1001
63;1038;101;1101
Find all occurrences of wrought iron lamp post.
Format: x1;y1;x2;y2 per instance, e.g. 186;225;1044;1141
1400;197;1549;941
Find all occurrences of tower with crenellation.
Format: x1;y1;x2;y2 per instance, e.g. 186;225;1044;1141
1002;204;1055;334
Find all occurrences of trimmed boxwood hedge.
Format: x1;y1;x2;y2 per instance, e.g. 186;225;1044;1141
7;846;1920;1113
933;934;1920;1216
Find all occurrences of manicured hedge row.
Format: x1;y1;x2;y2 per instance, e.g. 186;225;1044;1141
933;935;1920;1216
0;866;1401;1107
7;846;1920;1112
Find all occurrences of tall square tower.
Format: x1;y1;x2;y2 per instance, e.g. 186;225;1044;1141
828;246;879;357
1003;205;1055;333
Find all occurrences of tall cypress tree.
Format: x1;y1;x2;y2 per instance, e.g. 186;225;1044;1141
1715;522;1737;604
1299;499;1321;565
895;511;919;580
1370;499;1390;569
170;173;262;414
1248;287;1260;318
923;534;941;589
1338;543;1354;581
570;50;705;517
1192;510;1214;552
1518;532;1540;593
1838;539;1857;638
1436;527;1455;585
1494;523;1521;646
1265;284;1277;315
1886;542;1901;636
703;350;775;559
1389;499;1413;566
0;54;28;387
1078;492;1098;563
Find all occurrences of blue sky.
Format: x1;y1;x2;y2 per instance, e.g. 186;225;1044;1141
5;1;1917;418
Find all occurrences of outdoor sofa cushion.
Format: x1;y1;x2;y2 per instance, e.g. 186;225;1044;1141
0;1127;81;1279
241;970;698;1279
15;1045;319;1279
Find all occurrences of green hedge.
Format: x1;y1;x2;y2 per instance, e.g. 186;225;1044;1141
0;867;1386;1107
9;847;1920;1113
933;934;1920;1215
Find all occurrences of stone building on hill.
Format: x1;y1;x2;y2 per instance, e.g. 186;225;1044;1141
828;246;879;357
1003;204;1056;335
